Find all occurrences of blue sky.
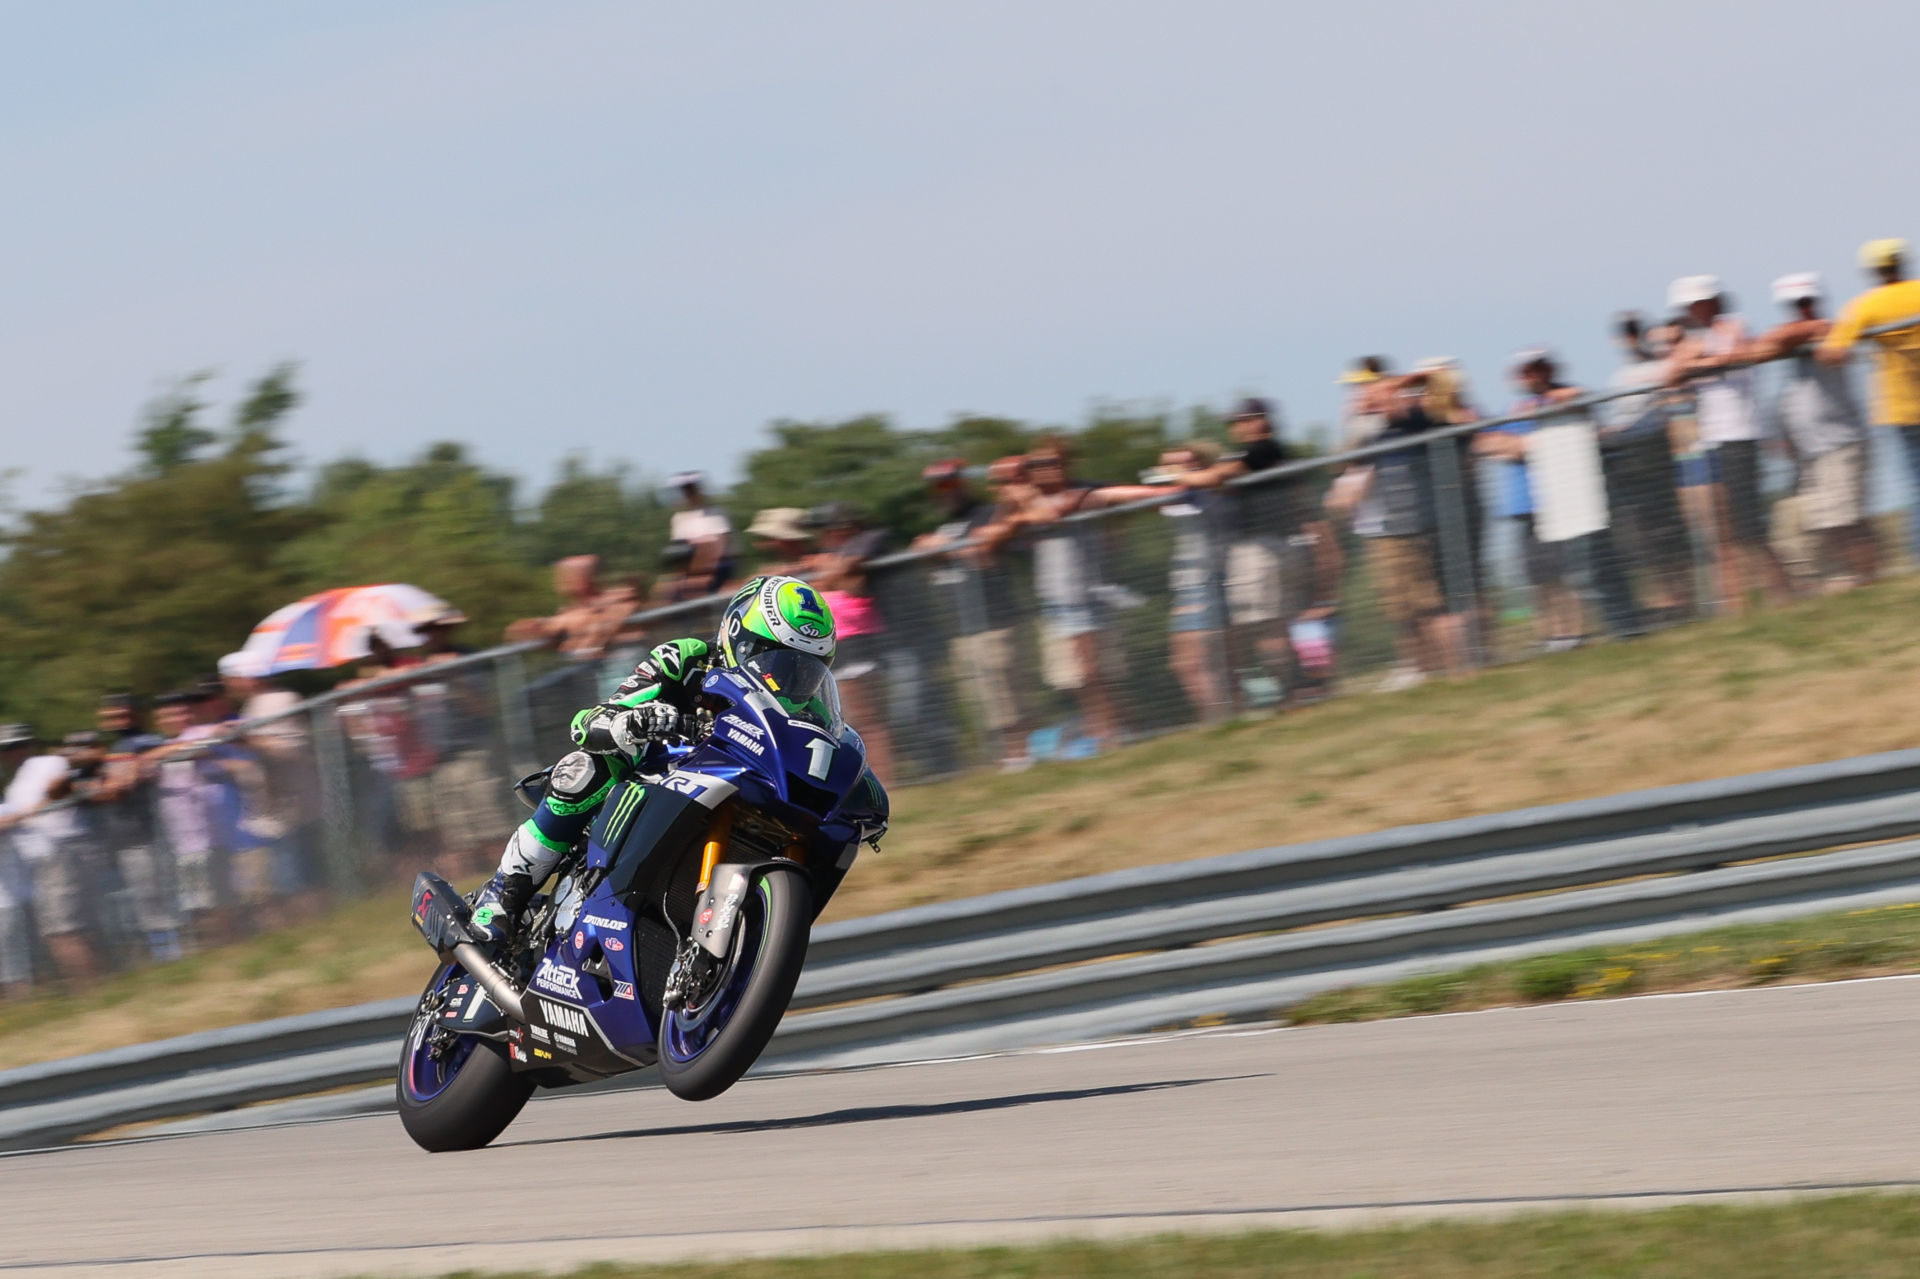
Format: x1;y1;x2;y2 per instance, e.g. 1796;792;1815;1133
2;1;1916;508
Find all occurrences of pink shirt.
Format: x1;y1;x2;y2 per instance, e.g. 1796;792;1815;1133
824;590;882;638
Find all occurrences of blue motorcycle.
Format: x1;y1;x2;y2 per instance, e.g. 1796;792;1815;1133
397;650;886;1152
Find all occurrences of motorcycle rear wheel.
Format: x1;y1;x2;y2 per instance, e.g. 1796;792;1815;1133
396;960;535;1152
658;865;811;1102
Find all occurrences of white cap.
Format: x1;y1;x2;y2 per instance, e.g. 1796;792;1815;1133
218;651;270;680
1772;272;1822;305
1511;345;1554;370
1668;274;1722;309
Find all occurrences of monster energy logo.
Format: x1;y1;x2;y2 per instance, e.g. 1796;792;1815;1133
602;782;646;847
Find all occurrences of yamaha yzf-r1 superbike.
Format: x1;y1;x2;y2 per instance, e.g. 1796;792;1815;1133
397;650;885;1152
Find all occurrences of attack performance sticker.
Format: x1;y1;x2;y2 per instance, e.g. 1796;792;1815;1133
532;958;582;1000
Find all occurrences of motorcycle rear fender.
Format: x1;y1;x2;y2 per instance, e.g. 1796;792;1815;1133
691;859;804;959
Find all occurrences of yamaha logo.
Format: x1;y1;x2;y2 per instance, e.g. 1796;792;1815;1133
538;999;590;1038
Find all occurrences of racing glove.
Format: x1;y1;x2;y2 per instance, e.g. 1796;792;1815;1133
611;702;682;755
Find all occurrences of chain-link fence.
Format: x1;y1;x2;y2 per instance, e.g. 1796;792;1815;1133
5;317;1918;992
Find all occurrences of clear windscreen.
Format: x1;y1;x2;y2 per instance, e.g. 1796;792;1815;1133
741;650;843;734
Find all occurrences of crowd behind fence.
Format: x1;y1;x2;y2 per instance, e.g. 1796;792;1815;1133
4;309;1919;994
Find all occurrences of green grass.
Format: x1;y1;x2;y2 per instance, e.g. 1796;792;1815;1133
1287;901;1920;1025
404;1194;1920;1278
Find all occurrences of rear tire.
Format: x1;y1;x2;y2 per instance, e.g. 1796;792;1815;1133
396;962;535;1152
659;866;811;1102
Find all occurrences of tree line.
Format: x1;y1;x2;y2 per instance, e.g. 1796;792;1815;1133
0;365;1248;734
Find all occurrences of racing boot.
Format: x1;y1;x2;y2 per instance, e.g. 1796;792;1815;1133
469;871;533;950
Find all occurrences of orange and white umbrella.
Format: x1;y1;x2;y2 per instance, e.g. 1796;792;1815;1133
236;584;463;674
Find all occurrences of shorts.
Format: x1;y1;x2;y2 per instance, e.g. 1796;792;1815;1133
1714;439;1767;544
173;847;221;915
228;845;276;906
951;629;1018;732
1365;535;1443;627
29;855;86;936
1167;565;1222;634
1224;540;1287;626
1039;623;1088;691
1516;515;1569;588
436;751;509;851
1798;442;1867;531
0;902;31;986
1038;601;1096;640
1676;451;1719;489
395;774;437;836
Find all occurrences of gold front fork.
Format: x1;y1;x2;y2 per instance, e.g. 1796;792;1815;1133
695;804;734;892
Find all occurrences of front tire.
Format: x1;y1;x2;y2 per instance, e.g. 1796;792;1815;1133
396;961;535;1152
659;866;811;1102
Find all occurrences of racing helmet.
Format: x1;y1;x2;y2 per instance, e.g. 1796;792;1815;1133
715;575;837;669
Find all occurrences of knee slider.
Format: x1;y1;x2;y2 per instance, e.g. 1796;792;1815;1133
548;750;606;804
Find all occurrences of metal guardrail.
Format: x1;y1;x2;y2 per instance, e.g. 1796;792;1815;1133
7;746;1920;1149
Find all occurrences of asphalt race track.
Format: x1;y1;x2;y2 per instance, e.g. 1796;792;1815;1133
4;976;1919;1277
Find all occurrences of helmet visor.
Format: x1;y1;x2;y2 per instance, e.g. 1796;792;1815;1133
740;650;842;734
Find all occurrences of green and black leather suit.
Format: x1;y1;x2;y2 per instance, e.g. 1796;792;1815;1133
487;639;712;915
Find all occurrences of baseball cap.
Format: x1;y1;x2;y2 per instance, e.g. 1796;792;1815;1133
1667;274;1722;309
0;723;35;749
1860;238;1908;271
920;458;966;483
1511;345;1555;371
1772;272;1822;305
667;470;705;490
1337;356;1389;385
746;507;811;541
1229;396;1272;420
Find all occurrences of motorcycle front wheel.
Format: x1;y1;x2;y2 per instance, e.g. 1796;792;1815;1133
658;865;811;1102
396;960;535;1152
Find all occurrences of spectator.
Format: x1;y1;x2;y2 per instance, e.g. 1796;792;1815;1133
505;555;643;660
1603;313;1695;621
1005;437;1147;751
412;607;474;665
89;694;181;963
220;652;326;911
1149;442;1234;723
747;508;815;577
912;459;1031;770
1186;398;1343;706
667;471;737;597
338;638;439;872
805;501;897;784
1761;273;1879;589
0;723;94;983
1412;359;1486;661
1334;369;1461;684
0;725;49;994
149;691;231;944
1819;238;1920;565
1475;350;1596;650
1667;274;1794;610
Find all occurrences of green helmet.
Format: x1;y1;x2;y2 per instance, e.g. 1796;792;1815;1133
716;575;837;668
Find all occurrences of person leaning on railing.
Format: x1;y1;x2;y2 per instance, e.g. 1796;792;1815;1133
1819;237;1920;566
1666;275;1795;612
911;460;1033;771
1757;273;1879;590
0;723;95;986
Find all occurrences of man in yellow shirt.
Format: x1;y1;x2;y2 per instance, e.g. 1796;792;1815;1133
1820;238;1920;559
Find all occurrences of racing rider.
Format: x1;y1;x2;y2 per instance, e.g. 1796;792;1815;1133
469;575;874;945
